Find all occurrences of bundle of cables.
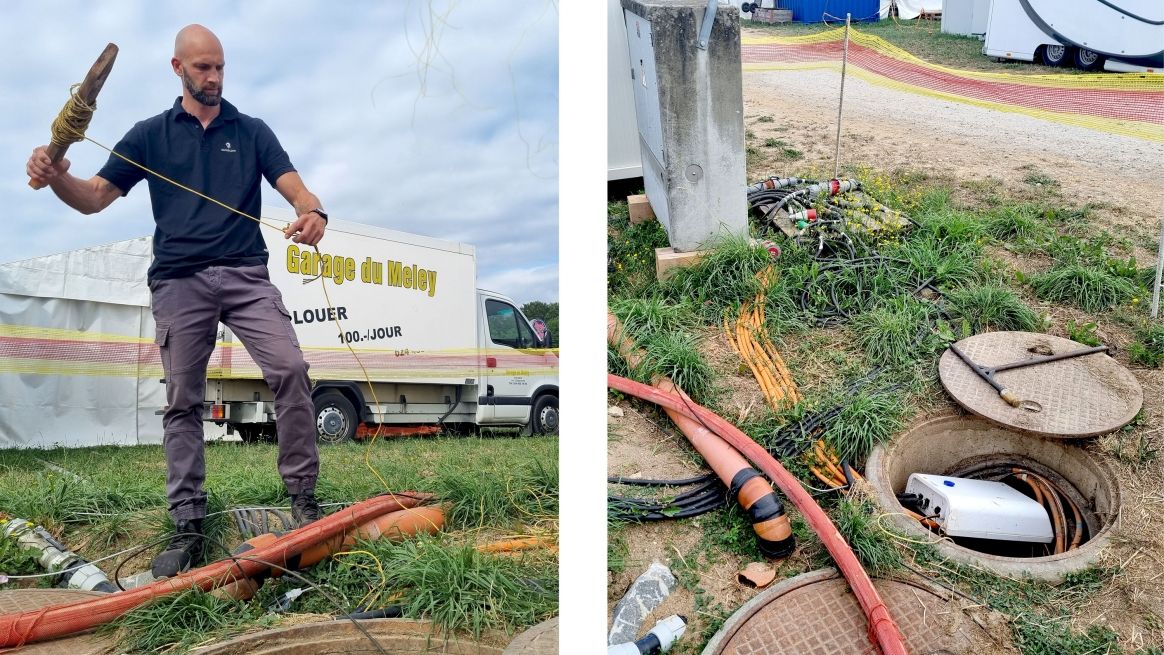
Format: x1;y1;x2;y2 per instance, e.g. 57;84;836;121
746;176;915;261
897;461;1090;556
606;371;896;523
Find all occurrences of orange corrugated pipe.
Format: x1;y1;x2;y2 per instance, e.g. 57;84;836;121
214;505;445;601
0;493;433;647
609;313;795;559
608;374;909;655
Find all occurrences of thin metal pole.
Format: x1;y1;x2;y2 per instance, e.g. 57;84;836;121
833;13;851;179
1152;214;1164;319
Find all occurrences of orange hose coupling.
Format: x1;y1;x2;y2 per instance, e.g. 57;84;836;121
732;470;796;558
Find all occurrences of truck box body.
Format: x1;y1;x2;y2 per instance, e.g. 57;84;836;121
214;214;478;386
204;208;558;440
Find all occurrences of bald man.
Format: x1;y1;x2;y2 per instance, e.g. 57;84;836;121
27;25;325;578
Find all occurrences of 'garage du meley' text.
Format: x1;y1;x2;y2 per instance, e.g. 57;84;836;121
285;245;438;298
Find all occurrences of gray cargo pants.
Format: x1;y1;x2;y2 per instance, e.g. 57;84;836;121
150;264;318;521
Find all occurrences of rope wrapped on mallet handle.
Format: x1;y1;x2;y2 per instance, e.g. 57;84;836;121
30;43;118;190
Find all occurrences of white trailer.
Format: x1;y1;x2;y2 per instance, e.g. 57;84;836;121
203;209;559;442
983;0;1163;72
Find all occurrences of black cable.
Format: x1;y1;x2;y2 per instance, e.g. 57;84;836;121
607;472;717;487
199;534;390;655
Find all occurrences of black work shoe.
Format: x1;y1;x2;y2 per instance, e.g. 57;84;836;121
291;493;322;527
151;519;205;578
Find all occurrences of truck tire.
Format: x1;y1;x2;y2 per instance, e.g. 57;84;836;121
314;391;357;444
1073;48;1104;72
531;394;559;435
1039;43;1069;67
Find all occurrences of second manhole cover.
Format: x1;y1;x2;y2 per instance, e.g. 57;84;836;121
703;569;1014;655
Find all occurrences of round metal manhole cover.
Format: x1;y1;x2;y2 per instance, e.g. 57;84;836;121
938;331;1141;438
503;617;557;655
0;589;114;655
703;569;1013;655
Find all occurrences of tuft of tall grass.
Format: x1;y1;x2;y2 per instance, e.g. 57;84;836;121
306;535;557;636
1129;323;1164;368
431;459;558;531
830;497;902;575
609;295;697;342
1030;264;1137;313
893;235;980;288
103;587;273;654
914;207;987;247
821;392;906;465
662;236;772;321
982;204;1055;250
850;296;938;367
944;285;1040;333
638;331;716;405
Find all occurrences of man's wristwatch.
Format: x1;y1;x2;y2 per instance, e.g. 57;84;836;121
309;208;328;223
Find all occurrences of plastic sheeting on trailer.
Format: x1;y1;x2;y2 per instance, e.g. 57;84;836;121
0;237;166;448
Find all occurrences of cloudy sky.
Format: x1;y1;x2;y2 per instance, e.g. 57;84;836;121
1;0;558;305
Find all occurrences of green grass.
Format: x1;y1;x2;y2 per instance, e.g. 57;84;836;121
610;295;698;340
302;534;556;637
830;498;902;575
1030;263;1138;313
820;392;907;465
982;204;1057;251
638;331;717;405
0;436;557;645
662;236;772;321
608;212;670;296
850;296;937;367
103;588;276;654
944;285;1040;333
1129;323;1164;368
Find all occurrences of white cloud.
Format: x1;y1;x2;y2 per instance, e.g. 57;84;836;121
2;0;558;302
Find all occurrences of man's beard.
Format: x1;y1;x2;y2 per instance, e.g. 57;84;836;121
183;69;222;106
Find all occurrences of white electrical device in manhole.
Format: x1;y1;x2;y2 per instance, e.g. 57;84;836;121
905;473;1053;543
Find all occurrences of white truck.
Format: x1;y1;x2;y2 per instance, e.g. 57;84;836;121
201;209;559;443
983;0;1163;72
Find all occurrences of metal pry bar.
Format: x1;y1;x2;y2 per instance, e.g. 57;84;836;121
948;343;1109;409
30;42;119;190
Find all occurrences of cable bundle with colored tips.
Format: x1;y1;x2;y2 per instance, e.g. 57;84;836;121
747;175;915;260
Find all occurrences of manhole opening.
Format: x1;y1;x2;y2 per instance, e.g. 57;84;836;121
869;415;1120;570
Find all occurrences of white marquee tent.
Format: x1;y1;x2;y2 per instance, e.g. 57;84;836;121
0;237;165;448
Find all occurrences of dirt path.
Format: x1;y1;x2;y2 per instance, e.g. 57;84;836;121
742;67;1164;252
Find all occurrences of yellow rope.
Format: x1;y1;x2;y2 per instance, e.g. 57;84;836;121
49;85;96;148
47;83;439;531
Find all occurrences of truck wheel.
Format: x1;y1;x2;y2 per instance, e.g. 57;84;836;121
1073;48;1104;72
531;395;559;435
1039;44;1069;67
314;391;356;444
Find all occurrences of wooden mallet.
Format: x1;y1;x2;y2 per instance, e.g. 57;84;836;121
30;43;118;190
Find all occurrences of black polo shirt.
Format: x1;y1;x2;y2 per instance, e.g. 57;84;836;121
97;97;296;282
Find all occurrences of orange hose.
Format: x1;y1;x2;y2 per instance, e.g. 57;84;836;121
0;493;429;647
215;506;444;600
476;536;556;554
609;314;795;558
609;374;909;655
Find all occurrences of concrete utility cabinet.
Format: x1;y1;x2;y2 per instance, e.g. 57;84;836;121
620;0;748;252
